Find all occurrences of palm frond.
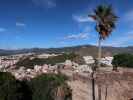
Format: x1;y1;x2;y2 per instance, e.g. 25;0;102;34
89;4;118;40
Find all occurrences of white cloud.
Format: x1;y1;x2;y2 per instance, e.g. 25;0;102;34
73;15;94;23
123;10;133;22
16;22;26;27
0;28;6;32
103;30;133;47
58;41;66;44
64;33;89;40
84;26;91;32
32;0;56;8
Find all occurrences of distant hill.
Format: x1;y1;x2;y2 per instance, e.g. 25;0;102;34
0;45;133;57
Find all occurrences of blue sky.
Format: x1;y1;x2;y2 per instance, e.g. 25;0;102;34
0;0;133;49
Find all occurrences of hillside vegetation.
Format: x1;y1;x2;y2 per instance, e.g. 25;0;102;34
112;53;133;68
0;72;72;100
16;53;78;68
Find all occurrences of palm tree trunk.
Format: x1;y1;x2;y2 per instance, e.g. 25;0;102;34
97;36;102;100
98;84;101;100
105;85;108;100
91;71;95;100
98;36;102;68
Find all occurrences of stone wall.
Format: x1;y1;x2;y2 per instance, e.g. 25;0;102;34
68;71;133;100
95;72;133;100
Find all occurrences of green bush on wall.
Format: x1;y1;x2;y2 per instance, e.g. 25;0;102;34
29;74;71;100
0;72;27;100
0;72;72;100
112;53;133;68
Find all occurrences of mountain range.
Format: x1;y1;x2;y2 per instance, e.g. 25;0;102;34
0;45;133;57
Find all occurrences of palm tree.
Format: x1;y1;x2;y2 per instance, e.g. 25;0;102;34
89;5;118;68
89;5;118;100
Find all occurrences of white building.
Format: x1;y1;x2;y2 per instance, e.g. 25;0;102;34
100;57;113;66
83;56;95;64
37;53;58;59
75;65;93;73
65;60;72;67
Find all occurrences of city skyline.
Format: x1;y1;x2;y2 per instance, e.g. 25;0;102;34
0;0;133;49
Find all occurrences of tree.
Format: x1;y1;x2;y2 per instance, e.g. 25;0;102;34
29;74;72;100
0;72;71;100
112;53;133;69
89;5;118;67
0;72;23;100
89;5;118;100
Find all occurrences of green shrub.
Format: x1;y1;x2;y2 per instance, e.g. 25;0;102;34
0;72;72;100
29;74;71;100
0;72;25;100
112;53;133;68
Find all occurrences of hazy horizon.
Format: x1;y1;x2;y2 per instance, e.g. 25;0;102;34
0;44;133;50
